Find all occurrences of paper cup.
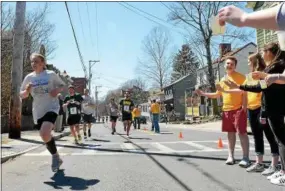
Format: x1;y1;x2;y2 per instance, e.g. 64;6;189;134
277;31;285;51
260;80;267;89
210;15;225;35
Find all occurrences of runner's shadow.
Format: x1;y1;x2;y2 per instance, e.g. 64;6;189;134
43;169;100;190
78;143;102;147
91;139;110;142
129;137;152;140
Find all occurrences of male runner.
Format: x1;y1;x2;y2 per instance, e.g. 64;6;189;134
63;85;84;144
119;92;135;137
82;89;96;139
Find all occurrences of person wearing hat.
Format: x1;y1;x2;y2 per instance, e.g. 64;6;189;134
63;85;84;144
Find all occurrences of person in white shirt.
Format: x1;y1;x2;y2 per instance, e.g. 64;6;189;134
20;53;65;172
82;89;96;139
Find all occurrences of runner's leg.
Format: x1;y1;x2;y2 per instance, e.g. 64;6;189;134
40;121;62;172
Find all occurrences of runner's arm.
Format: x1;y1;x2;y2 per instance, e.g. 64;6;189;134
19;76;31;99
201;92;221;99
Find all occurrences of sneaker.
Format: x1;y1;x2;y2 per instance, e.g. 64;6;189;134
262;165;278;176
246;163;264;172
88;129;91;137
74;138;79;144
271;174;285;186
267;170;284;180
239;157;251;168
84;132;87;139
111;131;115;135
51;155;63;172
225;157;235;165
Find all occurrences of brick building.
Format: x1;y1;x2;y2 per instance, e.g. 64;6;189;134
71;77;88;95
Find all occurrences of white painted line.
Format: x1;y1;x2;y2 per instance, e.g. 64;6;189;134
151;143;175;153
183;141;216;151
120;143;143;153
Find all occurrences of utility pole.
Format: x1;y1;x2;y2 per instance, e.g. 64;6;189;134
88;60;100;91
95;85;102;119
9;2;26;139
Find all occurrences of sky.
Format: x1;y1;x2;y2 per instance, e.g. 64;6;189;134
3;1;254;100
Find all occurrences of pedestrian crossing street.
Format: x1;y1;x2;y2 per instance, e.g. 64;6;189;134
23;138;271;157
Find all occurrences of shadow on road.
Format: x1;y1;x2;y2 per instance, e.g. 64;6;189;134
177;158;235;191
129;137;152;140
91;138;111;142
44;169;100;190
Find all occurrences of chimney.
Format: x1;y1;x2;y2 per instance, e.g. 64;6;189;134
219;43;231;58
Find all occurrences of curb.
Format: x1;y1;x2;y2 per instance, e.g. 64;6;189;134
1;131;71;164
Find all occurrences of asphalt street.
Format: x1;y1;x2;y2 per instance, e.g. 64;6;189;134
2;122;285;191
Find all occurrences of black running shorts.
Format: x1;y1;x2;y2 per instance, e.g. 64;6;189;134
83;114;93;123
35;112;58;130
110;116;118;122
67;114;81;126
122;114;132;121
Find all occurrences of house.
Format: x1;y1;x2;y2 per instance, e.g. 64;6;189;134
196;42;257;115
71;77;88;95
163;74;197;120
246;2;282;49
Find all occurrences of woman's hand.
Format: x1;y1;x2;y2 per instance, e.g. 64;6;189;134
224;80;239;89
218;5;248;27
252;71;267;79
25;83;33;93
264;74;279;86
49;88;59;97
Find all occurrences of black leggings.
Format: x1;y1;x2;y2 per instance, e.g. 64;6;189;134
268;114;285;170
248;108;279;156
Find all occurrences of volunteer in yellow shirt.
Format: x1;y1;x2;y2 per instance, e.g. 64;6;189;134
196;56;249;167
216;53;279;175
133;105;141;129
151;100;160;133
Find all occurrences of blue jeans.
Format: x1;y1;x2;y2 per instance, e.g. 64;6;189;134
152;114;160;133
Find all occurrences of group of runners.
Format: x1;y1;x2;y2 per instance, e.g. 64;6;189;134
18;3;285;187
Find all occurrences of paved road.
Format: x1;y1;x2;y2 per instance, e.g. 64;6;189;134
2;123;285;191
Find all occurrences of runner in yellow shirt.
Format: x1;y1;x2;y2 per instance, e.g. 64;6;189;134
151;100;161;133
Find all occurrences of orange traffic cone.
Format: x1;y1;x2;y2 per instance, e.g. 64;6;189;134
179;132;183;139
218;138;223;149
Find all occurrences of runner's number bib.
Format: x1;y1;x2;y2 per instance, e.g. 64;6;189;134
70;107;78;115
124;105;130;112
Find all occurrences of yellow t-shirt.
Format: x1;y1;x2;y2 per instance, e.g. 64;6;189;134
243;79;262;110
217;71;246;111
133;108;141;117
151;103;160;114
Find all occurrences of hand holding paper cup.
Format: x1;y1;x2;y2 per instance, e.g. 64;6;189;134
210;15;225;35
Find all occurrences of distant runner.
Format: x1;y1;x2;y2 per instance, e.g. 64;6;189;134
82;89;96;139
119;92;134;137
108;98;119;135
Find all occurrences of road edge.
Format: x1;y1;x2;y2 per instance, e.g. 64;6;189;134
1;131;71;164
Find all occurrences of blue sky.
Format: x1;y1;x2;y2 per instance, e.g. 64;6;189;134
22;2;186;99
4;2;254;99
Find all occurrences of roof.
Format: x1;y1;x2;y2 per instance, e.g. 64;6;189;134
212;42;257;65
163;74;192;89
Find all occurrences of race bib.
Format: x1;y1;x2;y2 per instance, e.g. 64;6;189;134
70;107;77;115
124;105;130;112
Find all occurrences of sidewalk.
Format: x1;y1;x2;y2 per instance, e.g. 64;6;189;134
163;121;223;132
1;127;75;164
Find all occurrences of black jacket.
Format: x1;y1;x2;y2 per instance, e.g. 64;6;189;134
239;60;285;116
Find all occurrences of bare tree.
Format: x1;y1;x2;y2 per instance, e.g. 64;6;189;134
167;2;255;114
138;27;172;90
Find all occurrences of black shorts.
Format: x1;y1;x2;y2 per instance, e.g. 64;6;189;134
110;116;118;122
83;114;93;123
35;112;58;130
122;114;132;121
67;114;81;126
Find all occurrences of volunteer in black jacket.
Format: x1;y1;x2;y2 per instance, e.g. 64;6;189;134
225;42;285;186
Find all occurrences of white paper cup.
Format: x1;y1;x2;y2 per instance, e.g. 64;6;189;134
260;80;267;89
210;15;225;35
277;31;285;51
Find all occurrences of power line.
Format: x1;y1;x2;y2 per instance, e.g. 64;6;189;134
118;2;186;37
86;2;94;47
95;2;100;59
77;2;87;44
65;2;87;78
